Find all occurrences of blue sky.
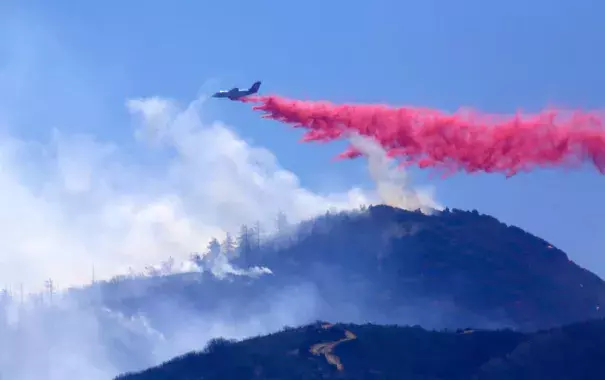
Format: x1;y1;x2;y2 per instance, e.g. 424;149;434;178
1;0;604;288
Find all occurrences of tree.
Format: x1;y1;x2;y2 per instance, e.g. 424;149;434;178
237;225;252;258
189;252;203;267
252;220;262;249
276;211;289;234
203;337;236;354
221;233;236;257
160;256;175;274
273;211;294;249
44;279;54;304
206;237;221;264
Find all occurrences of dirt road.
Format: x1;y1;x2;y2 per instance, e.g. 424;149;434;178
309;324;357;371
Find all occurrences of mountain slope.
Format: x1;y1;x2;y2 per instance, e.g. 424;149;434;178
4;205;603;379
233;205;604;329
88;205;603;335
116;318;605;380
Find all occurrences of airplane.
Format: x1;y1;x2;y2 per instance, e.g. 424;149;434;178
211;81;262;100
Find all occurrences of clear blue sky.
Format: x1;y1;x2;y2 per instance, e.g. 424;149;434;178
2;0;605;278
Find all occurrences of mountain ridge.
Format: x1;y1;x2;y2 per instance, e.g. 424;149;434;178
116;318;605;380
229;205;604;329
3;204;604;379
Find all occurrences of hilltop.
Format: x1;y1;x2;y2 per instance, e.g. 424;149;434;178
116;318;605;380
90;205;604;333
230;205;604;329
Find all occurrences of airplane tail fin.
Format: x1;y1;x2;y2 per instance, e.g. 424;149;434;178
249;81;261;94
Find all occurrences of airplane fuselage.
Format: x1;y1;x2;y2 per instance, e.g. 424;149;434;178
212;89;249;100
222;89;249;99
212;81;261;100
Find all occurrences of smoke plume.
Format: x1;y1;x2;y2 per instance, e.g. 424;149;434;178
349;134;441;213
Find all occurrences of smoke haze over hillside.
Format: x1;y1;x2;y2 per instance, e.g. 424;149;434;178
0;16;442;292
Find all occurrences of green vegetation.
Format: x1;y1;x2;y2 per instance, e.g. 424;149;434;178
117;318;605;380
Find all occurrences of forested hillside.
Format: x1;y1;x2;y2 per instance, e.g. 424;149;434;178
1;205;603;379
117;318;605;380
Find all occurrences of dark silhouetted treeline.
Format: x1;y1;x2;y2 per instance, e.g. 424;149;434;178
116;318;605;380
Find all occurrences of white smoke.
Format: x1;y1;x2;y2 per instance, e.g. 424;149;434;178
0;7;449;380
208;253;273;279
349;134;443;214
0;87;374;293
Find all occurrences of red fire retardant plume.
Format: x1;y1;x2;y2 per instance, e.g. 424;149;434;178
239;95;605;177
